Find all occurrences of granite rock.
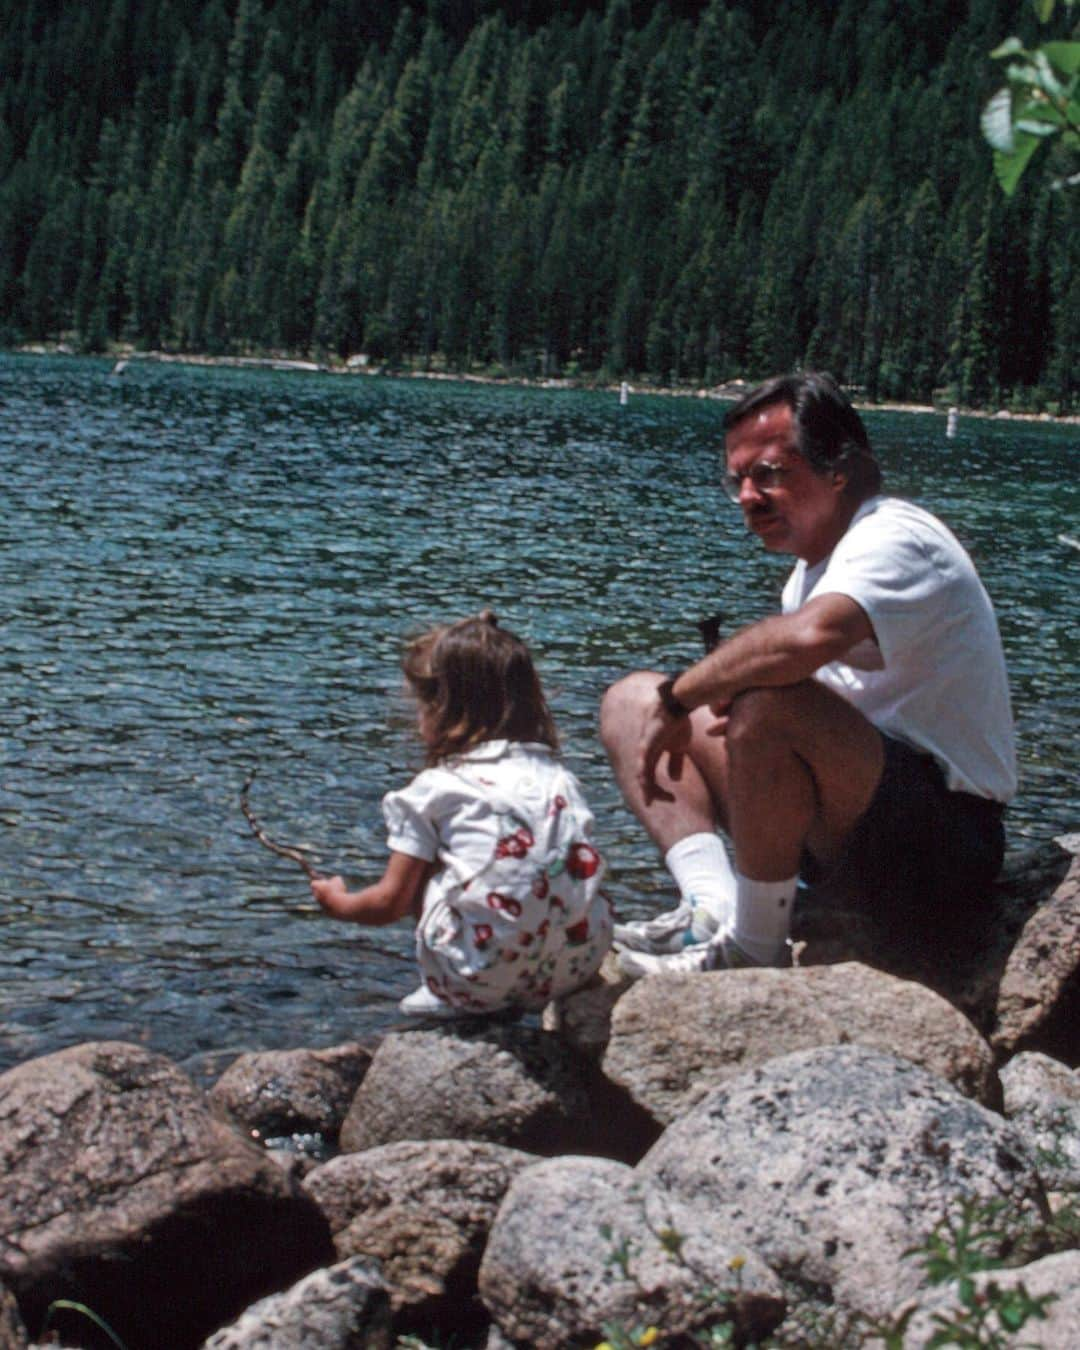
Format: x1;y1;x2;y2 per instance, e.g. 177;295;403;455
637;1044;1049;1324
602;961;999;1128
0;1041;332;1349
478;1155;785;1347
201;1257;392;1349
304;1139;533;1335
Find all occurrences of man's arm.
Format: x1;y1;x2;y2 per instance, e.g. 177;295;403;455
637;593;875;803
670;593;875;711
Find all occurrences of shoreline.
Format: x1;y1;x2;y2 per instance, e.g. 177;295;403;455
11;341;1080;426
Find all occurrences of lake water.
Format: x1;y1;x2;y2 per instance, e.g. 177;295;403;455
1;354;1077;1075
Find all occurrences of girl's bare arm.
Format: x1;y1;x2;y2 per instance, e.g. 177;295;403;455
310;852;434;925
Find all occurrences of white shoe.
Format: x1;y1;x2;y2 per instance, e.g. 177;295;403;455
398;986;467;1019
618;934;792;980
613;899;694;953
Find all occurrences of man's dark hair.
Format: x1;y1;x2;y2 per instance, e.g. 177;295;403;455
723;371;882;501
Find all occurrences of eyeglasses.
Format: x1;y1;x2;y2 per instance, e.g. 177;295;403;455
722;461;793;503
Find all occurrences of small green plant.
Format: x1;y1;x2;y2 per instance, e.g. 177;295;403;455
593;1222;749;1350
40;1300;130;1350
864;1197;1058;1349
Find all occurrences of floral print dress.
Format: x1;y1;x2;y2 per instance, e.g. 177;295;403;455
381;740;612;1012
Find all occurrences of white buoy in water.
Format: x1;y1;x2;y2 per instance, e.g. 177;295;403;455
946;407;958;438
619;381;629;406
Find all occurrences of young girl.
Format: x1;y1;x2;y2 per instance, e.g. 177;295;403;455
310;611;612;1018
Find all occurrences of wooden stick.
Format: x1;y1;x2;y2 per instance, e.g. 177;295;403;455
240;768;320;880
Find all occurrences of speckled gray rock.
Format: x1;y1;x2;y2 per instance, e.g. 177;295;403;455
0;1041;333;1350
897;1250;1080;1349
0;1283;26;1350
200;1257;392;1349
638;1044;1049;1324
304;1139;533;1334
478;1155;785;1347
339;1024;617;1157
1001;1051;1080;1192
993;854;1080;1066
603;963;999;1128
541;953;633;1056
209;1043;372;1145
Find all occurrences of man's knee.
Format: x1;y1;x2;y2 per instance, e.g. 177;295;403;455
725;682;818;750
599;670;662;753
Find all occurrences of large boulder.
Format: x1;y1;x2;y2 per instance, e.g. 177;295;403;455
637;1044;1049;1325
478;1155;785;1347
304;1139;533;1338
602;962;998;1128
0;1042;333;1349
993;852;1080;1066
201;1257;392;1350
339;1024;654;1162
794;836;1078;1051
209;1043;373;1149
898;1250;1080;1349
1000;1051;1080;1194
541;954;633;1057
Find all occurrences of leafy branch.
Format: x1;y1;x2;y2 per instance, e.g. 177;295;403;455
982;0;1080;193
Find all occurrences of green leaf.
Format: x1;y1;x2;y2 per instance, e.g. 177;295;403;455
981;87;1017;151
991;36;1028;60
1033;0;1057;23
1016;112;1067;133
994;134;1042;193
1042;40;1080;75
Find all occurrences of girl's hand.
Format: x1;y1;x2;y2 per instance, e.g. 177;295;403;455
310;874;350;916
308;854;433;925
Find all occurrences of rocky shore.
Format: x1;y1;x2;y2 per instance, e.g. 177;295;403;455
16;343;1080;426
2;834;1078;1350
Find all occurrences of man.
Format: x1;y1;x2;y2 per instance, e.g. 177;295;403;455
600;371;1015;975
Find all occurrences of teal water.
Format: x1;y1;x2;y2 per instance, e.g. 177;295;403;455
1;354;1077;1072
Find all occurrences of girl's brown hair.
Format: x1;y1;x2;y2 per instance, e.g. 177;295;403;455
403;611;559;765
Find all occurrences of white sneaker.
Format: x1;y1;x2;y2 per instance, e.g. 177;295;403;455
613;899;694;953
618;934;792;980
398;986;468;1019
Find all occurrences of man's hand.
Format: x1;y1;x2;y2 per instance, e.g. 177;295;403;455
636;689;695;805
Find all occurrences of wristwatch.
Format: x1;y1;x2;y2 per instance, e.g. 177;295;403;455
655;677;691;719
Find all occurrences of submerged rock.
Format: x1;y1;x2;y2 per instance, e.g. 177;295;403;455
0;1041;333;1349
209;1042;373;1149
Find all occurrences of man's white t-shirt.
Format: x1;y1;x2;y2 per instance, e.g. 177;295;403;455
782;496;1016;802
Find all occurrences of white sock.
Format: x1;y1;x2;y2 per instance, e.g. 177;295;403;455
664;833;736;941
730;871;797;965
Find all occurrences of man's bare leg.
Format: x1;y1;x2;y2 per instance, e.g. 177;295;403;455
600;672;737;943
601;672;884;967
724;680;884;879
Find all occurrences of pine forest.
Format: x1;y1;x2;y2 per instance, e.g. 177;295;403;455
2;0;1078;411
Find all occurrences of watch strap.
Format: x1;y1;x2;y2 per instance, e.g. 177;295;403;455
656;677;691;719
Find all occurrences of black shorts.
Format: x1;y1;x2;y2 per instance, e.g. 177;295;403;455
799;734;1006;928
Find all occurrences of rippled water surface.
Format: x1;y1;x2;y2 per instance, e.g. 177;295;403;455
1;354;1077;1072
